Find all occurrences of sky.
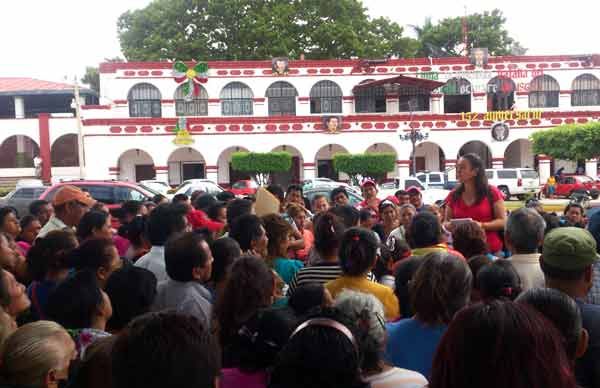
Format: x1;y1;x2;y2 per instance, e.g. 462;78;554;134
0;0;597;84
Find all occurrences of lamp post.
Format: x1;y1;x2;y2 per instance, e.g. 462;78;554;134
71;77;85;179
399;99;428;176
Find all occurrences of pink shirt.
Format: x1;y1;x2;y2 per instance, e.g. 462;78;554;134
221;368;267;388
446;185;503;253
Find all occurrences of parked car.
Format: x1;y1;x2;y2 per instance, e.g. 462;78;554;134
230;180;258;196
302;178;361;195
378;177;426;198
40;180;157;228
170;179;224;197
139;180;172;196
304;187;364;207
485;168;541;200
0;185;47;217
415;171;449;189
543;174;600;199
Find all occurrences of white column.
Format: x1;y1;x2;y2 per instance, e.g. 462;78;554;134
206;165;218;184
155;167;168;184
297;97;311;115
431;94;442;114
207;100;221;117
559;91;572;111
471;93;487;113
445;160;457;181
342;97;354;114
538;156;552;183
303;163;316;180
253;98;267;116
492;158;504;170
586;159;598;178
396;160;410;178
386;95;399;114
515;92;529;111
14;97;25;118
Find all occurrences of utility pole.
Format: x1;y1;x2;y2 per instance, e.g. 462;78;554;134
73;77;86;179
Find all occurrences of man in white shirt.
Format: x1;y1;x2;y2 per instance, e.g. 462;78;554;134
505;208;546;291
38;185;95;238
135;203;189;283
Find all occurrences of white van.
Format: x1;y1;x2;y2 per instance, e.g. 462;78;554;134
485;168;540;199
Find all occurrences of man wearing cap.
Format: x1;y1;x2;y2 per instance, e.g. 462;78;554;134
358;179;381;217
406;186;424;212
541;227;600;388
37;185;95;238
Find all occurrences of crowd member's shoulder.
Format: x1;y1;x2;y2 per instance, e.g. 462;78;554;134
488;185;504;201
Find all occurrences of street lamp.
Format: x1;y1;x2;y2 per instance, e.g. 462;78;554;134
399;99;428;176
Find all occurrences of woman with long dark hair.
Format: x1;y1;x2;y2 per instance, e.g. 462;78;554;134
444;153;506;255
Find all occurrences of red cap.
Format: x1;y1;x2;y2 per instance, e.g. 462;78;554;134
406;186;421;194
361;179;377;188
385;195;400;205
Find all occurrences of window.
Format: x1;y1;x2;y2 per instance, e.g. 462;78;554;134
487;77;515;111
83;185;115;204
13;188;35;199
529;75;559;108
398;87;430;112
114;186;147;202
417;174;426;183
443;78;471;113
520;170;538;179
266;81;297;116
310;81;342;114
498;170;518;179
128;83;162;117
572;74;600;106
485;171;493;179
429;174;442;183
174;84;208;116
403;179;423;190
220;82;253;116
354;81;386;113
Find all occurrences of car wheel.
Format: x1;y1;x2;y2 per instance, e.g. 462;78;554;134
499;186;510;200
516;195;526;201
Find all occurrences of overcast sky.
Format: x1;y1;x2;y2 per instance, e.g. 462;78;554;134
1;0;596;84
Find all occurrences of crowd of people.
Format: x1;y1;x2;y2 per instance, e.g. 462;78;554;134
0;152;599;388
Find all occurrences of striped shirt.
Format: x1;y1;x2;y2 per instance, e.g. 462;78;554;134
287;262;375;297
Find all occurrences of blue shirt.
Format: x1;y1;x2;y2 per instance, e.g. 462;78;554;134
272;258;304;284
575;299;600;388
385;318;446;379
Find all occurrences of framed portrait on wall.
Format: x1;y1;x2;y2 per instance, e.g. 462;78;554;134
470;48;488;68
322;116;342;134
272;57;289;75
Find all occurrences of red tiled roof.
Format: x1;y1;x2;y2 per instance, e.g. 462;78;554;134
0;77;76;94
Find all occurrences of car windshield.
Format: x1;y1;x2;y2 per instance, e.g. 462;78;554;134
137;183;161;196
578;176;594;183
520;170;538;179
232;181;246;189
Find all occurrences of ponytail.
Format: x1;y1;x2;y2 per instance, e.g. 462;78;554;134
314;212;345;257
339;227;378;276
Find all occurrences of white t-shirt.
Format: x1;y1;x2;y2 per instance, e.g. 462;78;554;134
363;367;428;388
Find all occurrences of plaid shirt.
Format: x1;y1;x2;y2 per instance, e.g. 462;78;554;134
587;261;600;305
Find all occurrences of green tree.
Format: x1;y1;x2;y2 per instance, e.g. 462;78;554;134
531;122;600;161
333;153;396;185
117;0;418;61
81;57;124;94
231;151;292;186
415;9;525;57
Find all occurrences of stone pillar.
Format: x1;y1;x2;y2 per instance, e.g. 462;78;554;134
38;113;52;183
431;94;442;114
515;91;529;110
14;96;25;119
206;165;218;184
252;98;267;116
471;92;487;113
492;158;504;170
154;166;168;183
445;160;457;181
297;97;311;115
585;159;598;178
396;160;411;178
207;99;221;117
303;163;316;180
559;91;572;110
386;94;399;114
538;155;552;183
342;96;354;114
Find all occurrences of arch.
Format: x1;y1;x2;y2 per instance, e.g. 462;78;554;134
487;76;515;111
167;147;206;186
217;146;250;185
354;79;386;113
0;135;39;169
51;134;79;167
127;83;162;117
266;81;298;116
458;141;492;169
443;78;471;113
310;80;342;114
117;149;155;182
314;144;349;180
271;145;304;186
572;74;600;106
529;75;560;108
410;141;446;173
220;82;253;116
503;139;534;168
174;83;208;116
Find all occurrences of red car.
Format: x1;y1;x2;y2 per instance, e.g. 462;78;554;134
230;180;258;196
543;175;600;199
40;180;156;228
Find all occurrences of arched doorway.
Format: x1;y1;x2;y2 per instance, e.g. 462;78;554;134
217;146;250;186
0;135;39;168
443;78;471;113
411;142;446;172
117;149;155;182
504;139;534;168
168;147;206;186
51;134;79;167
487;77;515;111
458;141;492;169
315;144;349;180
365;143;398;180
271;145;303;187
